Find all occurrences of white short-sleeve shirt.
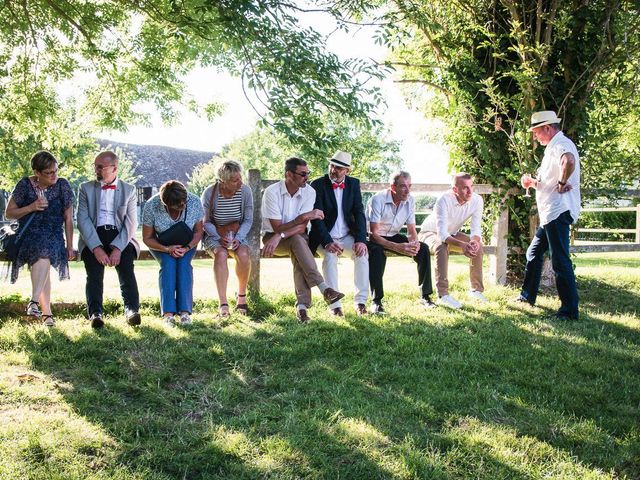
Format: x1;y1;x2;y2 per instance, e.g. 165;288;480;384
261;180;316;233
536;131;581;226
366;189;415;237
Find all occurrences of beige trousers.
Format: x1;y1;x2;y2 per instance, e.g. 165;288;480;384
418;231;484;297
263;233;324;308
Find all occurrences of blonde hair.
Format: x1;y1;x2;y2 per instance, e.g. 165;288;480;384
216;159;244;182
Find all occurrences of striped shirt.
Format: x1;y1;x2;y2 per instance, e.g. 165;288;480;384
213;189;243;226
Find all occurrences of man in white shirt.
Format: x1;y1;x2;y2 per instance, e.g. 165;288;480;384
518;110;581;320
261;157;344;323
77;151;141;328
366;170;434;314
419;173;486;309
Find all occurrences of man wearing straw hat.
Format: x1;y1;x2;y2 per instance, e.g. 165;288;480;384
518;110;581;320
310;151;369;317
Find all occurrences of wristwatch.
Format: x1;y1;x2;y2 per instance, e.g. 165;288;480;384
280;232;286;239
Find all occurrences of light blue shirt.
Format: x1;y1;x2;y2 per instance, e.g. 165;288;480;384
142;193;204;234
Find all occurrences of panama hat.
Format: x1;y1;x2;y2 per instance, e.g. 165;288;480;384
529;111;562;131
329;151;352;168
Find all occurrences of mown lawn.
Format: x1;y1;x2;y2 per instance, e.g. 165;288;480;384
1;253;639;479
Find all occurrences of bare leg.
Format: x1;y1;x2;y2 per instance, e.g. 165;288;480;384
213;247;230;313
233;245;251;296
31;258;52;315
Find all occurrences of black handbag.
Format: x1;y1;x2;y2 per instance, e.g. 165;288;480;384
156;202;193;247
0;213;36;261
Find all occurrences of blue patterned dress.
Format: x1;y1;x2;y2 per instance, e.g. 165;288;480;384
8;177;74;283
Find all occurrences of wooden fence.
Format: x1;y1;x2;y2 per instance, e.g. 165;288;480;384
2;172;639;300
243;170;510;299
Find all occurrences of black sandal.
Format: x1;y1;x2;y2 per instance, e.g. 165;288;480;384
235;293;249;315
42;315;55;327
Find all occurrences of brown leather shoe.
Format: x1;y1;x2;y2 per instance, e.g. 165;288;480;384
356;304;367;316
296;309;310;324
330;307;344;317
323;287;345;305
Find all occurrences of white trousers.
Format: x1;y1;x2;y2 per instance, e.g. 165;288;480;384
318;234;369;308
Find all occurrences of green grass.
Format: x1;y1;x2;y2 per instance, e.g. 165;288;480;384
1;253;639;479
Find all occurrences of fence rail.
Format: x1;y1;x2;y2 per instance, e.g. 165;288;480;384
2;174;639;301
245;170;510;298
573;204;640;243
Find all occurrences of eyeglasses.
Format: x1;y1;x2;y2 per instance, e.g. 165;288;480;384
94;164;116;171
293;170;311;178
40;168;59;176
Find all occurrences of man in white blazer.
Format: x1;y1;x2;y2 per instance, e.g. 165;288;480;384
77;151;141;328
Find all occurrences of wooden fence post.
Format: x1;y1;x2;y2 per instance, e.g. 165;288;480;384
636;204;640;244
490;204;509;285
247;169;262;300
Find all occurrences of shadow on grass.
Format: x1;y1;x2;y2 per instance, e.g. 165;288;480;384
5;293;640;479
578;277;640;317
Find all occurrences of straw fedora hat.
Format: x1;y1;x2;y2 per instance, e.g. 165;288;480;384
329;151;352;168
529;111;562;131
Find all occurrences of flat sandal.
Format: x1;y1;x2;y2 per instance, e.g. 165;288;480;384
235;293;249;315
219;303;230;318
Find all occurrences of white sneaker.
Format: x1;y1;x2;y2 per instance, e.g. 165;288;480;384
469;290;488;303
164;315;176;326
438;294;462;309
180;313;192;326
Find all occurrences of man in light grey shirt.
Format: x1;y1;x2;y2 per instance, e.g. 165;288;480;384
366;170;434;314
419;173;485;309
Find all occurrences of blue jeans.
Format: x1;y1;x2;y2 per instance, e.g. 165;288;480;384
150;248;196;314
520;210;579;318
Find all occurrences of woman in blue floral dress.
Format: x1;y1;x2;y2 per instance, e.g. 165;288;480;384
4;151;75;326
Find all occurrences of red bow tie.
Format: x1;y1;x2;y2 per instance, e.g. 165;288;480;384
101;184;116;190
332;182;345;190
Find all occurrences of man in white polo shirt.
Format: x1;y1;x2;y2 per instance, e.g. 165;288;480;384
261;157;344;323
366;170;434;314
518;110;581;320
419;173;486;309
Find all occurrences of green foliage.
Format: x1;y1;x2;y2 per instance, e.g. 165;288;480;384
342;0;640;279
576;210;637;242
216;115;403;182
188;158;220;198
0;0;381;191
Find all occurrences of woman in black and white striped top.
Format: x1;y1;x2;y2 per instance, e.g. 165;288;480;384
201;160;253;317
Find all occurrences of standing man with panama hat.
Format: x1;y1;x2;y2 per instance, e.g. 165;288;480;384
310;151;369;316
518;110;581;320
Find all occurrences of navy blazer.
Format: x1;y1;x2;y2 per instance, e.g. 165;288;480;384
309;174;367;253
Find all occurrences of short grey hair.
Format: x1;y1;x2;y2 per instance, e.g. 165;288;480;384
390;170;411;186
216;159;244;182
452;172;473;187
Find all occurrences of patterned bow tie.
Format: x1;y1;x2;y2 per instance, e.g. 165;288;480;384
332;182;345;190
101;184;116;190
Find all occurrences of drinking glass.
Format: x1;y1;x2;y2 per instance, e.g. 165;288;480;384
37;189;48;208
225;230;235;250
522;174;533;197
